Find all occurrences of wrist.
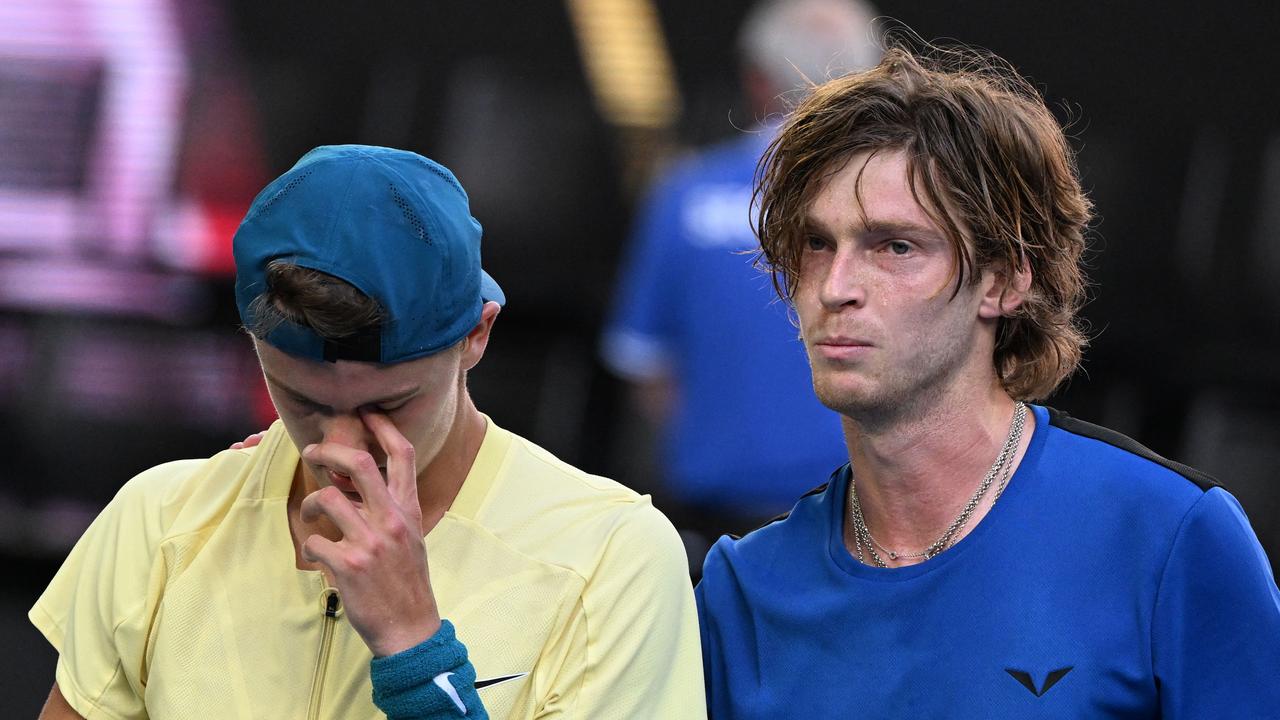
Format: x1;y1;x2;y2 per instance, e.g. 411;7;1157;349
372;612;443;658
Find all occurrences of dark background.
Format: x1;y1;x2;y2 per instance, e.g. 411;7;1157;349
3;1;1279;715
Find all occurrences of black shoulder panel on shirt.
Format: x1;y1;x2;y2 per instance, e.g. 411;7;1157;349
729;481;831;540
1046;406;1221;492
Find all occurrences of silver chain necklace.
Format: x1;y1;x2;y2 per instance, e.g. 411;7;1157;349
849;402;1027;567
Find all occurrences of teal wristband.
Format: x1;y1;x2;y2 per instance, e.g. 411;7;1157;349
369;620;488;719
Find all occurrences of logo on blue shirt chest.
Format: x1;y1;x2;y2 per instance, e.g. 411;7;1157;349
1004;666;1074;697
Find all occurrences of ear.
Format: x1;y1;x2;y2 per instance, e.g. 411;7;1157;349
978;256;1033;320
460;301;501;371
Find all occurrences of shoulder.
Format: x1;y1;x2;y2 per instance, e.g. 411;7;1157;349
1147;472;1280;710
1043;407;1217;489
99;424;285;547
30;435;275;648
687;132;768;174
1039;406;1218;510
701;477;838;597
503;430;646;506
1026;406;1256;575
650;132;767;194
1168;485;1269;558
101;454;238;537
478;430;686;577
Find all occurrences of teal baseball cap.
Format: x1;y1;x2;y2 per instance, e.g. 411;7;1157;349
233;145;505;363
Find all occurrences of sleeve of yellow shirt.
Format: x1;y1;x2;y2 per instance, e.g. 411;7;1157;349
29;461;195;720
534;499;707;719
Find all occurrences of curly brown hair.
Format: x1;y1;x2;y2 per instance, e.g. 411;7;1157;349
755;44;1092;401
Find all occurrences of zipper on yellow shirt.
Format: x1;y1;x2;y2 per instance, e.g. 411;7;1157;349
307;589;341;720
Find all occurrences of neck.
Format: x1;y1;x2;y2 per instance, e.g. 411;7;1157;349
841;382;1034;565
416;393;487;533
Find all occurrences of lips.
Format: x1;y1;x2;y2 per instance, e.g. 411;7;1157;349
324;466;387;493
327;469;357;493
812;336;874;362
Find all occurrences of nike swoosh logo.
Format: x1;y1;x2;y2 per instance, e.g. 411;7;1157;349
475;672;529;690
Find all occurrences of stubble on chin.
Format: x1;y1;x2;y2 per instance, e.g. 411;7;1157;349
813;369;897;430
809;348;960;434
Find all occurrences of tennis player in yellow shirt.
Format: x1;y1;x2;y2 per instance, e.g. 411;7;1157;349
31;145;705;719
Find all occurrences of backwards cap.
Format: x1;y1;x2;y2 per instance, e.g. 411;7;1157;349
233;145;505;363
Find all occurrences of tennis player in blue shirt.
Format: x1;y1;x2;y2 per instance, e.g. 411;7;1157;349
695;43;1280;718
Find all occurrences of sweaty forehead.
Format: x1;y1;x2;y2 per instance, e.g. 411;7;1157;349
803;150;944;236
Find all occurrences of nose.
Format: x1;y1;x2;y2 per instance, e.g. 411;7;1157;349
319;412;375;454
818;247;867;311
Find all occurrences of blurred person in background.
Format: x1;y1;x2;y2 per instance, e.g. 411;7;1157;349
601;0;882;563
696;44;1280;717
31;146;704;720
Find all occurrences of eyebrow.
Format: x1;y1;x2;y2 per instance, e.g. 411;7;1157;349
859;218;941;235
805;213;940;237
262;370;420;409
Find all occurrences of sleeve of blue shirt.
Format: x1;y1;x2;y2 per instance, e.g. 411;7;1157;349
1151;487;1280;717
696;538;745;720
600;169;688;379
695;563;716;719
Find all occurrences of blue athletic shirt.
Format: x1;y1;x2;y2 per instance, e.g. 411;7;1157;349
601;129;846;514
696;404;1280;718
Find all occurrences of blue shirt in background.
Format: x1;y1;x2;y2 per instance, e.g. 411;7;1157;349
602;130;847;515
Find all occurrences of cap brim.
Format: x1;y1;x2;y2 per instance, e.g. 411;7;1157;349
480;270;506;306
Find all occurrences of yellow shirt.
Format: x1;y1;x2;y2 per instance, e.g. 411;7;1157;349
30;418;706;719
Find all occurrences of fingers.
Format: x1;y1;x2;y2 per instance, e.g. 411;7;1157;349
301;485;371;543
360;409;419;512
230;431;267;450
300;532;348;576
302;532;405;588
302;442;393;514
